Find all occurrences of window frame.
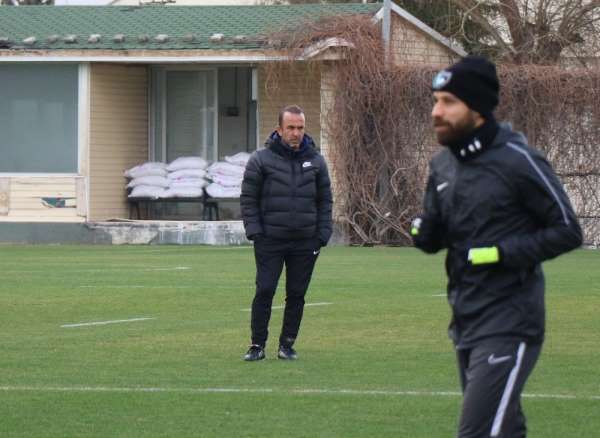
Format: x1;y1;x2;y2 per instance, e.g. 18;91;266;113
0;62;88;177
149;65;219;163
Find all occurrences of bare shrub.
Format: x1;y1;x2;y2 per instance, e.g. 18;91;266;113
498;67;600;246
266;15;600;246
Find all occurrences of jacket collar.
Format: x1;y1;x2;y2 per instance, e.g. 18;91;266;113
445;117;500;162
265;131;317;160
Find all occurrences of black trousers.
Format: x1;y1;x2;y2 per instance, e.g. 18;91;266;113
456;340;542;438
250;237;320;348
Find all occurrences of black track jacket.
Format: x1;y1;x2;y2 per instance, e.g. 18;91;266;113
240;131;333;245
414;124;582;348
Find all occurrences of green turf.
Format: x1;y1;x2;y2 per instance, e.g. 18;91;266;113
1;245;598;437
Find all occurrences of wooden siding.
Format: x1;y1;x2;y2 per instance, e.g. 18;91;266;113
0;176;84;222
89;63;148;221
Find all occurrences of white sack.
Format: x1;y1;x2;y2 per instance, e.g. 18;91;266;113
205;183;241;198
207;161;245;177
127;175;170;188
168;168;207;180
209;173;243;188
124;162;168;179
224;152;251;167
169;179;209;189
167;156;208;171
162;187;204;198
129;185;166;199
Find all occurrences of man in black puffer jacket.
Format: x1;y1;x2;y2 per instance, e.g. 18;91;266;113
241;105;332;362
411;57;582;437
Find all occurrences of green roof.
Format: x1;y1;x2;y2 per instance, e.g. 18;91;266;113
0;4;381;51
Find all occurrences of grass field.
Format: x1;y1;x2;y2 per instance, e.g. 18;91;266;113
1;245;599;437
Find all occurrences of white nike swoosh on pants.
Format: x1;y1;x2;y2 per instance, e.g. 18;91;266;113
488;354;512;365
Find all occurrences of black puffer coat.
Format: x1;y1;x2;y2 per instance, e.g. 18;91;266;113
240;131;333;244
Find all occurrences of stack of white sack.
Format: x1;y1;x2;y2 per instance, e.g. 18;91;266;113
125;162;169;198
205;152;250;198
225;151;251;167
163;156;209;198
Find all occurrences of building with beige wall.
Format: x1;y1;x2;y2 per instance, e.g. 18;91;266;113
0;3;463;242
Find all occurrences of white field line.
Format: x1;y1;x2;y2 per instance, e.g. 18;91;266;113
61;317;154;328
79;285;193;289
240;302;333;312
4;266;191;274
432;294;446;297
205;246;253;250
77;285;246;291
0;385;598;401
149;267;191;271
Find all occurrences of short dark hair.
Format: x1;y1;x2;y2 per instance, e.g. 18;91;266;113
278;105;305;127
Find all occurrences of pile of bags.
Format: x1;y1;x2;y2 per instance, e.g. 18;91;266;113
124;162;169;199
125;152;251;199
164;157;209;198
205;152;250;198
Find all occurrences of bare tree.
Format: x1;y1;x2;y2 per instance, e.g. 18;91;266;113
261;1;600;64
446;0;600;64
260;0;364;4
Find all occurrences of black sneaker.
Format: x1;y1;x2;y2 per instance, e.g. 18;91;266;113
243;344;265;362
277;345;298;360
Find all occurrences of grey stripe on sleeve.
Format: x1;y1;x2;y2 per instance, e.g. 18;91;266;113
506;143;570;225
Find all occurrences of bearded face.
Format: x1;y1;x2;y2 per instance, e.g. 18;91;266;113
432;91;483;146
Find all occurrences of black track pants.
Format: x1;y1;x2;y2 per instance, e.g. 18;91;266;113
456;340;542;438
250;237;320;348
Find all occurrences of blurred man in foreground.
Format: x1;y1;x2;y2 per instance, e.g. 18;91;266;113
411;56;582;437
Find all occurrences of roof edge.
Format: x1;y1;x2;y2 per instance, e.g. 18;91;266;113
374;3;467;57
0;52;287;63
302;37;354;61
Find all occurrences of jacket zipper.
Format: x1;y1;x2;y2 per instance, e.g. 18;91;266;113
291;159;297;229
450;162;462;344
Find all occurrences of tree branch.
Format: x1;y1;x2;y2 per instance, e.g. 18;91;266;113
449;0;518;56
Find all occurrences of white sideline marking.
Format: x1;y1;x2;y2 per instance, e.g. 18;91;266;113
4;266;191;274
149;267;190;271
432;294;446;297
209;247;253;250
0;385;598;401
79;285;192;289
240;302;333;312
61;317;154;328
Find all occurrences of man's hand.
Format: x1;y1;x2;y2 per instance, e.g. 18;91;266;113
410;214;445;254
410;217;424;237
410;216;435;238
468;246;501;265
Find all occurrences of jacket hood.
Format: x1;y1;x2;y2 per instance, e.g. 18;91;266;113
265;131;318;160
493;123;528;147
